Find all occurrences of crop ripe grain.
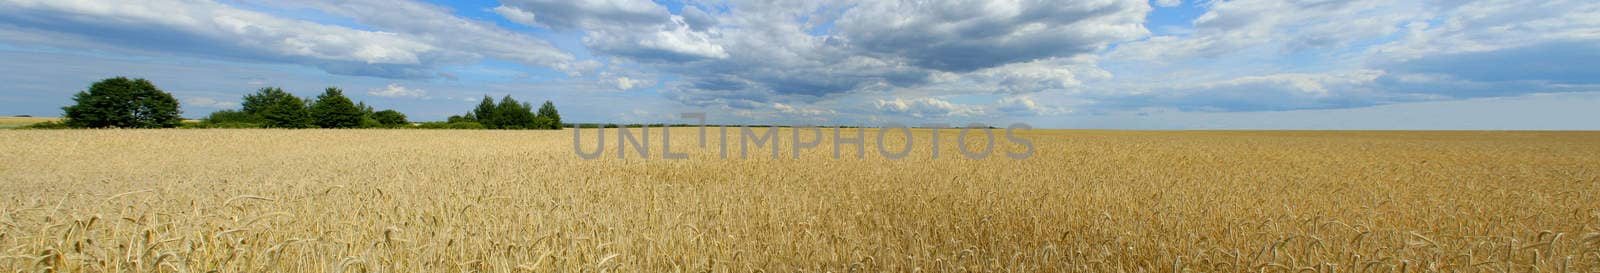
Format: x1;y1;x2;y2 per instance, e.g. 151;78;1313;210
0;129;1597;272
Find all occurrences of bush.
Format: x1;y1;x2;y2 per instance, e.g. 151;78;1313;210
370;109;408;127
533;117;555;130
62;77;183;128
450;122;486;129
415;122;485;129
204;109;263;125
180;122;262;129
20;121;69;129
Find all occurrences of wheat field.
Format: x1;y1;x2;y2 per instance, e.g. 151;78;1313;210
0;117;58;129
1;129;1597;272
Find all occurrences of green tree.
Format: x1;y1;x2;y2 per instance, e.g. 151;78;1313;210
370;109;408;127
62;77;183;128
259;95;311;128
240;87;311;128
473;96;498;129
241;87;294;116
309;87;364;128
535;100;561;129
496;95;535;129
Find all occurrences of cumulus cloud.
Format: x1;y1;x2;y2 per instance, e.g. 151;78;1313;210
498;0;725;62
964;56;1111;94
498;0;1151;112
994;96;1067;116
1367;0;1600;61
495;0;670;30
834;0;1150;72
367;83;427;98
874;97;984;118
260;0;581;74
772;102;835;116
1103;70;1442;111
6;0;1596;124
491;5;540;27
0;0;575;79
1112;0;1426;61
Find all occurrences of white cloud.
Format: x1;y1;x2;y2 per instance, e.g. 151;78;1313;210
965;56;1111;94
184;97;239;109
1154;0;1181;8
993;96;1067;116
873;97;984;118
1367;0;1600;61
259;0;580;74
0;0;577;78
367;83;427;98
0;0;433;65
491;5;540;27
1111;0;1427;61
772;102;834;116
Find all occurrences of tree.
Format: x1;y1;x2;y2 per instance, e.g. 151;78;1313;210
370;109;408;127
62;77;182;128
309;87;364;128
241;87;294;116
496;95;535;129
259;95;311;128
536;100;561;129
240;87;311;128
473;96;498;129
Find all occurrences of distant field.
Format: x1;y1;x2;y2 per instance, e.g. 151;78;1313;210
1;129;1597;272
0;117;58;128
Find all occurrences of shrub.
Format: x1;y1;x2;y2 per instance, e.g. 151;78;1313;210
20;121;69;129
371;109;408;127
204;109;263;125
415;121;485;129
533;117;555;130
61;77;183;128
449;122;486;129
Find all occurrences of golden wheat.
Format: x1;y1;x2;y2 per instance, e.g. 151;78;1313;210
0;128;1597;272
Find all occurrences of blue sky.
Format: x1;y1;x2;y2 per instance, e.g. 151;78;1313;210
1;0;1596;129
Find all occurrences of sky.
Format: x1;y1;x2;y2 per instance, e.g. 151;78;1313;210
0;0;1596;129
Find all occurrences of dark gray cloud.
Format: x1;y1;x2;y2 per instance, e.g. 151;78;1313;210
834;0;1150;72
495;0;671;30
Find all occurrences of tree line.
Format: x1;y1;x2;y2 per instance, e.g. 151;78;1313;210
30;77;562;130
440;95;561;129
203;87;410;128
